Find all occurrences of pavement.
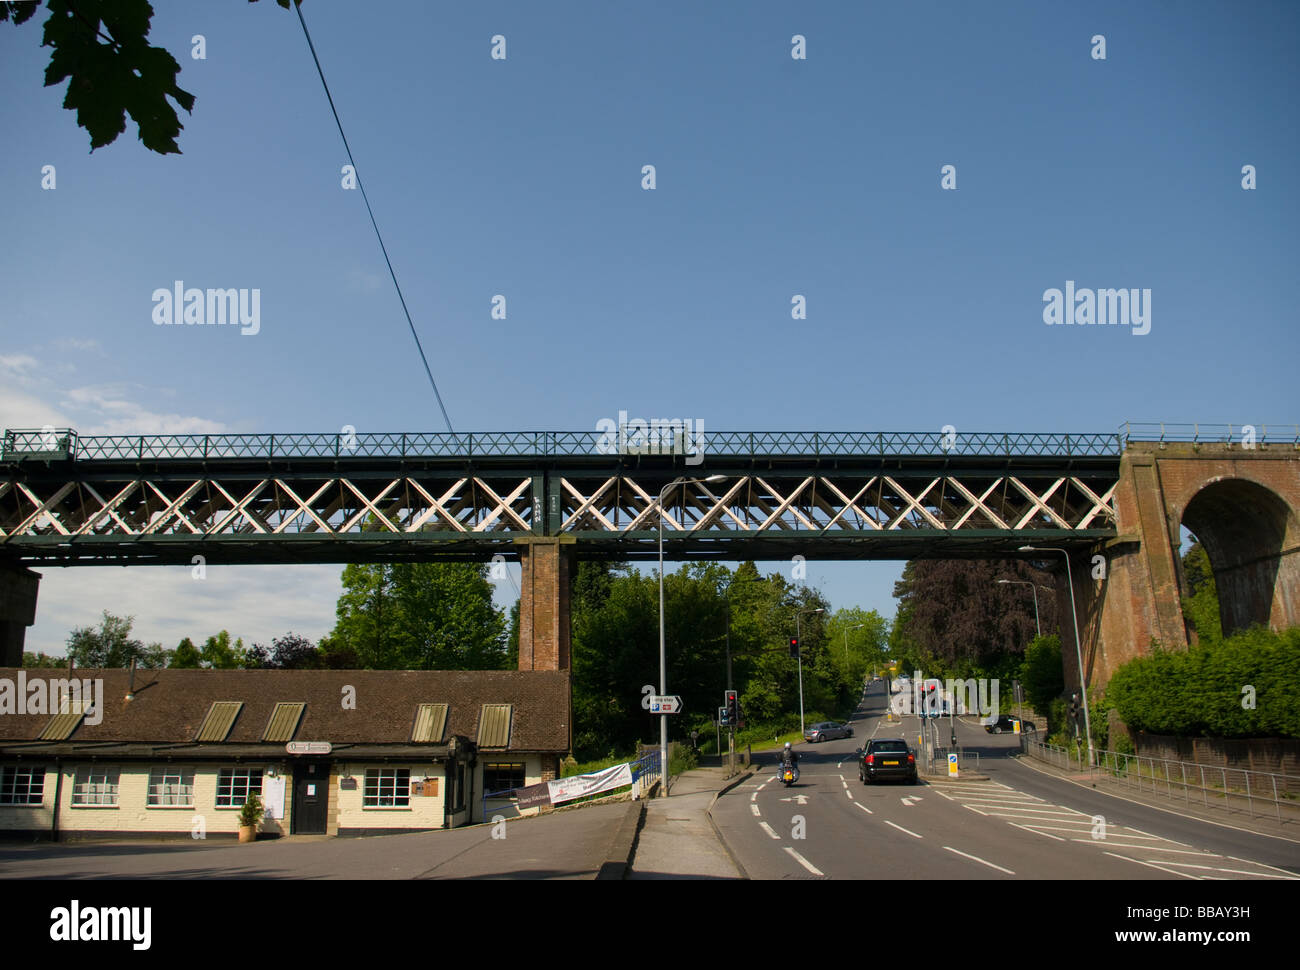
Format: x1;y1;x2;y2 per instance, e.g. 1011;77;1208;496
626;759;754;879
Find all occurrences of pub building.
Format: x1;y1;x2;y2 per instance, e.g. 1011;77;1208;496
0;667;570;840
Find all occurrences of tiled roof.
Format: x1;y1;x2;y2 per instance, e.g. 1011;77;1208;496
0;669;570;753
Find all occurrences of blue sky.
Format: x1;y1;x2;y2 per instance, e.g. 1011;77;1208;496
2;1;1296;655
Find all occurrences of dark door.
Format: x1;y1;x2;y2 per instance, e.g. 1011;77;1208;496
291;761;329;834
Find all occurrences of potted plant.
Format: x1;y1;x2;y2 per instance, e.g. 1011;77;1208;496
237;791;263;843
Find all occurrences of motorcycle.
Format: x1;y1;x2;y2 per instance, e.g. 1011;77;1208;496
779;763;799;786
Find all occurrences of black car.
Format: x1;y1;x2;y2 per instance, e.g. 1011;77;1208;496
983;714;1036;734
859;738;918;784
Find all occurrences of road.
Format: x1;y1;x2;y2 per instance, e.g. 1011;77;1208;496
713;681;1300;880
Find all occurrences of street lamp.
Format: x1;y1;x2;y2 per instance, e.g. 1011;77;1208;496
795;607;824;736
995;579;1052;638
658;474;727;797
1020;545;1094;767
843;622;866;663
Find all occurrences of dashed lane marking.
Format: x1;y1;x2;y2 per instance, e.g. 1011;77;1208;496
885;820;922;839
759;821;780;840
750;803;761;817
855;802;873;815
943;846;1015;875
783;846;825;876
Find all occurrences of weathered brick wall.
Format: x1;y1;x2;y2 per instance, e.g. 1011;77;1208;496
516;538;574;671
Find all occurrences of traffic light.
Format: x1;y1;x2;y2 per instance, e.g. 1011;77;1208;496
789;637;800;658
725;690;738;728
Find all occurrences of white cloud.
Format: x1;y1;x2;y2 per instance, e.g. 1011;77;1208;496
26;564;345;657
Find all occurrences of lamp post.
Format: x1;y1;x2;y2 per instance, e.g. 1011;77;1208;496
658;474;726;797
996;578;1051;638
1020;545;1094;767
795;607;824;736
843;622;865;663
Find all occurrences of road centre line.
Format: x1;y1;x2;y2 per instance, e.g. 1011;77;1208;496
943;846;1015;875
1104;851;1200;879
758;821;780;840
783;846;825;876
885;820;923;839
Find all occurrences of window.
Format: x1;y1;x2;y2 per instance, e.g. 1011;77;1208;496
147;767;195;807
216;768;264;808
364;768;410;808
71;766;120;806
483;762;526;794
0;766;45;805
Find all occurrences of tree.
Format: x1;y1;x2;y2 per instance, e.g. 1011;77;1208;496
1019;634;1065;715
329;562;508;670
891;559;1056;679
2;0;294;155
22;650;64;668
65;611;164;667
170;637;201;668
246;632;320;670
1181;539;1222;644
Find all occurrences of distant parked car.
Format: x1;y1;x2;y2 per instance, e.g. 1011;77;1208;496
804;721;853;743
983;714;1036;734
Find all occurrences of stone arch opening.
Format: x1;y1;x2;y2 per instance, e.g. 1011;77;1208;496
1180;478;1300;636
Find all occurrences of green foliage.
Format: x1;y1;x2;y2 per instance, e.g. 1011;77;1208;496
65;612;167;668
1019;634;1064;714
3;0;294;155
1180;540;1222;643
170;637;201;668
1108;626;1300;738
330;562;507;670
238;791;263;828
21;651;65;668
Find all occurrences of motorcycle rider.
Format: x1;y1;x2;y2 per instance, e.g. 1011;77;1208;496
778;741;800;782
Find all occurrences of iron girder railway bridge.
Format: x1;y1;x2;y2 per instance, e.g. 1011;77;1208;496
0;428;1129;566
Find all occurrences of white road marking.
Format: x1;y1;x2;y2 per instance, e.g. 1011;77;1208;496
855;802;873;815
885;820;922;839
750;803;761;816
750;793;757;802
783;846;825;876
1007;821;1066;841
838;774;845;782
1127;826;1189;846
963;805;990;816
1074;841;1216;856
759;821;780;840
1153;862;1297;880
1225;856;1300;878
943;846;1015;875
845;790;854;799
1104;851;1200;879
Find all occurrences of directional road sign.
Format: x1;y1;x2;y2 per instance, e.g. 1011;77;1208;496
649;695;683;714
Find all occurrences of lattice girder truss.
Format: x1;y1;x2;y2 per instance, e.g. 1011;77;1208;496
557;473;1117;536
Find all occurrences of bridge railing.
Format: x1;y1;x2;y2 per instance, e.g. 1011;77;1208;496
1;428;1127;462
1121;422;1300;446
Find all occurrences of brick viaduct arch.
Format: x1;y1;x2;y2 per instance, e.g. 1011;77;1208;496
1067;442;1300;697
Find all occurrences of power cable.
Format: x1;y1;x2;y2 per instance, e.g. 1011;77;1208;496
293;3;454;432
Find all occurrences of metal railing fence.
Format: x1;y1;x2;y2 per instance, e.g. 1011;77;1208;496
1021;737;1300;823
